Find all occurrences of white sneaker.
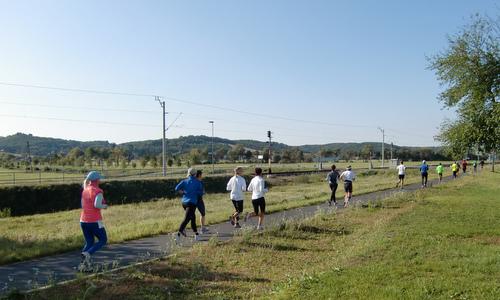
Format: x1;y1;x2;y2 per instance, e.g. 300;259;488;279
194;234;200;241
79;252;92;272
174;233;181;244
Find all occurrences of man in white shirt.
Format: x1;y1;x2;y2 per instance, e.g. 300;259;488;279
396;161;406;189
245;167;268;230
339;165;356;207
226;166;247;228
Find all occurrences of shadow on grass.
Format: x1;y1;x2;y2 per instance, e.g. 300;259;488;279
241;241;306;252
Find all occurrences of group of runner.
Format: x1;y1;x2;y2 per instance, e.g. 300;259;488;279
396;159;480;189
174;166;269;243
77;158;485;271
326;165;356;208
76;166;270;270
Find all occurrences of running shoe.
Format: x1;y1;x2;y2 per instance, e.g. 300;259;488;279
194;234;200;241
229;215;235;226
174;232;181;244
234;223;241;229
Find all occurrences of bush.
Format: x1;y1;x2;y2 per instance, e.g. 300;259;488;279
0;175;254;217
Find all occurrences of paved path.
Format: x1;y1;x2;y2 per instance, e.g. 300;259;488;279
0;176;454;293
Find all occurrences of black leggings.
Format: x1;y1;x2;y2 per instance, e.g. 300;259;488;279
329;183;338;203
179;204;197;233
421;173;428;186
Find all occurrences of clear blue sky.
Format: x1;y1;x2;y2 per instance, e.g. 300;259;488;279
0;0;497;147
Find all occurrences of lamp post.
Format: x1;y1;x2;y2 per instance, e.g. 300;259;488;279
209;121;214;173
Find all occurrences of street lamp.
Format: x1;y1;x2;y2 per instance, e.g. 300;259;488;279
209;121;214;173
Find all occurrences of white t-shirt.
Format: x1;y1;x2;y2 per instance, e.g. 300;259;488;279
226;175;247;201
247;176;268;200
340;170;356;182
397;164;406;175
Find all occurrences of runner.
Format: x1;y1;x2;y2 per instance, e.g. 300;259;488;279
339;165;356;207
326;164;340;206
174;168;204;243
396;160;406;189
480;160;485;170
79;171;108;272
420;160;429;188
245;167;268;230
473;161;478;174
436;162;444;183
461;159;468;173
226;166;247;228
195;170;209;234
451;161;459;179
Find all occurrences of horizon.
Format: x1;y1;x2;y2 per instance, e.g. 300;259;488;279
1;1;498;147
0;131;442;149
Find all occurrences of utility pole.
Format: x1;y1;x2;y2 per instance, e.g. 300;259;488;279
390;142;393;161
267;130;272;174
378;127;385;168
26;141;32;172
156;96;167;177
209;121;214;173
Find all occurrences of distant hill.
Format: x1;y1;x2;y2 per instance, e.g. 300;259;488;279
0;133;114;156
0;133;444;159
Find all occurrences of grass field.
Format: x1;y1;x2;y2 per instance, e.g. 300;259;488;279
0;160;453;186
21;170;499;300
0;169;427;265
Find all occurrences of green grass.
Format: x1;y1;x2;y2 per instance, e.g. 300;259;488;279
21;170;499;300
0;160;454;186
0;169;424;265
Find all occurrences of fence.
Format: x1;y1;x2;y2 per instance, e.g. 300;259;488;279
0;168;197;186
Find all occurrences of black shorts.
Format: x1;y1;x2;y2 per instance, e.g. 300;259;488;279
196;197;206;216
398;174;405;180
344;181;353;193
252;197;266;215
232;200;244;214
421;172;428;178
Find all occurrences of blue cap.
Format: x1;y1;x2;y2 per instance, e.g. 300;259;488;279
86;171;103;181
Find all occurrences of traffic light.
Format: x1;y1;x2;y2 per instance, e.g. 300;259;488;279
267;131;271;138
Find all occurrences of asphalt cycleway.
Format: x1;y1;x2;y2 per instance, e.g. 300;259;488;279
0;175;455;294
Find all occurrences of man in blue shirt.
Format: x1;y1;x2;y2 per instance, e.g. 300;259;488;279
175;168;204;243
420;160;429;188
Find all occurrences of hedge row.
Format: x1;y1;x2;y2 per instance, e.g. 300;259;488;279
0;175;253;217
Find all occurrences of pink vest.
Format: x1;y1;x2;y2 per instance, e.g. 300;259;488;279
80;184;105;223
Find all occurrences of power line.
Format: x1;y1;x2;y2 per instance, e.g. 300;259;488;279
0;100;158;114
0;114;159;127
0;81;374;128
0;82;156;98
0;82;437;142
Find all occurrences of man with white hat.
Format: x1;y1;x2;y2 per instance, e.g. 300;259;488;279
420;160;429;188
339;165;356;207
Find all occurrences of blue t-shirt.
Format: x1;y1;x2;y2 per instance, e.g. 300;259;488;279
420;164;429;174
175;176;204;205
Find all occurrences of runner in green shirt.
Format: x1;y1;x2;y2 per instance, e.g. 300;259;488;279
436;163;444;183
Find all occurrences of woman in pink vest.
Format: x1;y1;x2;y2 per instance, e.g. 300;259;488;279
79;171;108;271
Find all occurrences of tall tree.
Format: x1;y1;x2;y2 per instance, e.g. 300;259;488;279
428;15;499;170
